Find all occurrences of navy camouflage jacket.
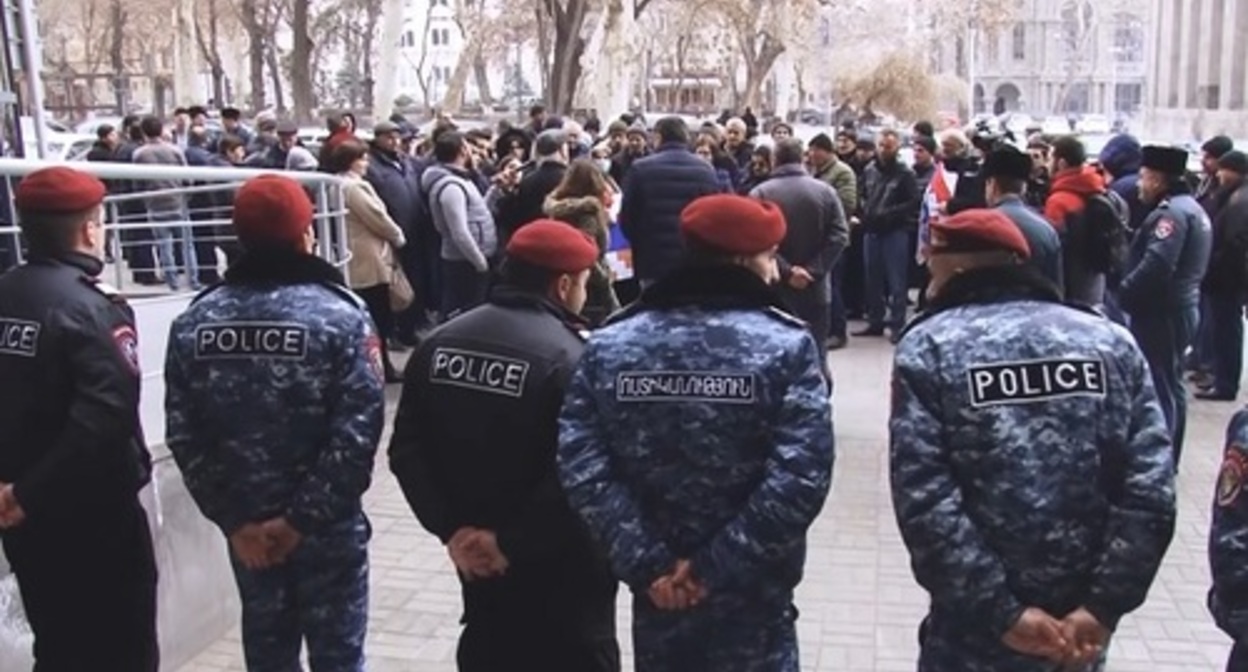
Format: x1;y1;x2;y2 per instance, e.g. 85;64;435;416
890;265;1176;639
558;264;834;609
1210;408;1248;643
164;251;385;535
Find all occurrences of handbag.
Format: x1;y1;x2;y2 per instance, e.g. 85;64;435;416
389;263;415;312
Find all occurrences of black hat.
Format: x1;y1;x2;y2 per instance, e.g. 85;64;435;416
913;135;937;155
1218;150;1248;175
187;105;208;118
982;146;1033;181
856;135;876;151
809;133;835;153
1202;135;1234;159
220;107;242;120
1141;145;1189;176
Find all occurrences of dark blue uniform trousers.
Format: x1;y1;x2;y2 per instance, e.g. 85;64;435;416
1131;307;1197;464
632;596;798;672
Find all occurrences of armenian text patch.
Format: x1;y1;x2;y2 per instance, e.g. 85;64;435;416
0;318;40;357
429;347;529;398
967;358;1106;407
616;371;756;404
194;323;309;360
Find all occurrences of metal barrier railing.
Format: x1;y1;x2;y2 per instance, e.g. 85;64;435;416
0;159;351;296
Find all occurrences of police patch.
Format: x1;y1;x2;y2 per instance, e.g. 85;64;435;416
366;333;385;382
194;322;309;360
1217;448;1246;507
1154;218;1175;239
616;371;756;404
429;347;529;398
113;325;140;375
967;357;1106;407
0;318;40;357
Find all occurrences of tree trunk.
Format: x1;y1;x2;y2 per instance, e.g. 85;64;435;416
586;0;635;120
242;0;267;112
172;0;200;105
361;0;381;112
545;0;590;114
265;45;285;112
375;0;406;118
473;54;493;105
109;0;127;113
290;0;315;122
741;37;784;111
441;34;481;114
194;0;228;106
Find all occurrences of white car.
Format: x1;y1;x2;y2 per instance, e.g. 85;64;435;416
1041;116;1072;136
1076;115;1112;135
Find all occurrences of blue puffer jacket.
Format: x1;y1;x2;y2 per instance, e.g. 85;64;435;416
618;143;721;282
1099;134;1149;231
366;147;420;234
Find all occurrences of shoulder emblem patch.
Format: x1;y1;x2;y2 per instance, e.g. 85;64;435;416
365;333;386;382
1217;447;1246;508
1154;218;1175;240
113;325;140;375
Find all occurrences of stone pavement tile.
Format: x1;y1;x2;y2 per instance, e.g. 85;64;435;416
178;336;1238;672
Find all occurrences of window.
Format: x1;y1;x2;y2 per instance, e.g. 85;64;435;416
1112;13;1144;63
441;29;451;45
1011;24;1025;61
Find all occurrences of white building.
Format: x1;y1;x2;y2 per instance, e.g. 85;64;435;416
1143;0;1248;140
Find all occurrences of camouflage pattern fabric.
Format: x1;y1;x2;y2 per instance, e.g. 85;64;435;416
890;297;1176;671
558;292;834;671
1208;408;1248;661
164;275;385;672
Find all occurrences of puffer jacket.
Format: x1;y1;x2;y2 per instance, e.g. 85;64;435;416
543;194;621;325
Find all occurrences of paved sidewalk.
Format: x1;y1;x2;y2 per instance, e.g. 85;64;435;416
179;336;1236;672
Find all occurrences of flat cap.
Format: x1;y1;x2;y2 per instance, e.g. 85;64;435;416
680;194;786;255
625;122;648;138
373;120;401;136
15;167;107;214
930;208;1030;259
1141;145;1189;176
982;146;1034;181
232;174;313;249
275;119;299;135
506;219;599;274
1218;150;1248;175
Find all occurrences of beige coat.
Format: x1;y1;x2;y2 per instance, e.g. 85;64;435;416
342;174;406;289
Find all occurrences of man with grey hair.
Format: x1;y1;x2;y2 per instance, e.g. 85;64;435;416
750;138;849;349
724;117;753;174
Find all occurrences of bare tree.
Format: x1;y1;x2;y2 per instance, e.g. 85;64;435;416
288;0;316;121
838;50;937;121
537;0;592;113
194;0;229;106
239;0;269;111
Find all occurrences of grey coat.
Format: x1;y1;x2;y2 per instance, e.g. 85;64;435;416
750;164;849;305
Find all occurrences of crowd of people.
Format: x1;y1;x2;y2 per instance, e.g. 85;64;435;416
3;99;1248;672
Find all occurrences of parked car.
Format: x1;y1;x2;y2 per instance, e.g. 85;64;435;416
1076;114;1112;135
1041;116;1073;135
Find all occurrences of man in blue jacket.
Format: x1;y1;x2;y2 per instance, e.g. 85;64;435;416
619;117;721;287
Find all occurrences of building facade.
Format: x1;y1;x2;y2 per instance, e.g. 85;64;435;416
932;0;1148;118
1143;0;1248;140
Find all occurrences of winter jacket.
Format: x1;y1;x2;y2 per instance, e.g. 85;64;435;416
1099;135;1148;231
341;173;407;289
365;146;420;233
498;161;567;242
812;157;859;216
1203;178;1248;298
1044;166;1110;305
543;194;621;325
422;163;497;272
618;143;721;282
750;164;849;304
861;158;920;234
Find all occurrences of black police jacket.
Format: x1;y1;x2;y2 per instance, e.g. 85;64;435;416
0;253;151;523
389;286;616;625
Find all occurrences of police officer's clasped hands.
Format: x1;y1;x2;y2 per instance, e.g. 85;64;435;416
229;517;303;570
648;559;707;611
1001;606;1108;667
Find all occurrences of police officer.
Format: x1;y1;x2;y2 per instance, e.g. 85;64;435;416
164;174;385;671
0;167;158;670
1210;409;1248;671
1117;145;1212;465
390;219;620;672
558;194;835;671
983;145;1064;292
890;208;1176;672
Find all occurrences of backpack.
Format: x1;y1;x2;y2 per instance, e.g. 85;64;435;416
1080;189;1131;276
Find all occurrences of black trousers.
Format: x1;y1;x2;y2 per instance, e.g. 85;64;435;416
355;284;398;376
2;497;159;672
458;619;619;672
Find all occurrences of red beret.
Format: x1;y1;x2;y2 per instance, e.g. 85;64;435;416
15;167;106;214
931;208;1030;259
506;219;599;273
680;194;786;255
232;174;314;249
